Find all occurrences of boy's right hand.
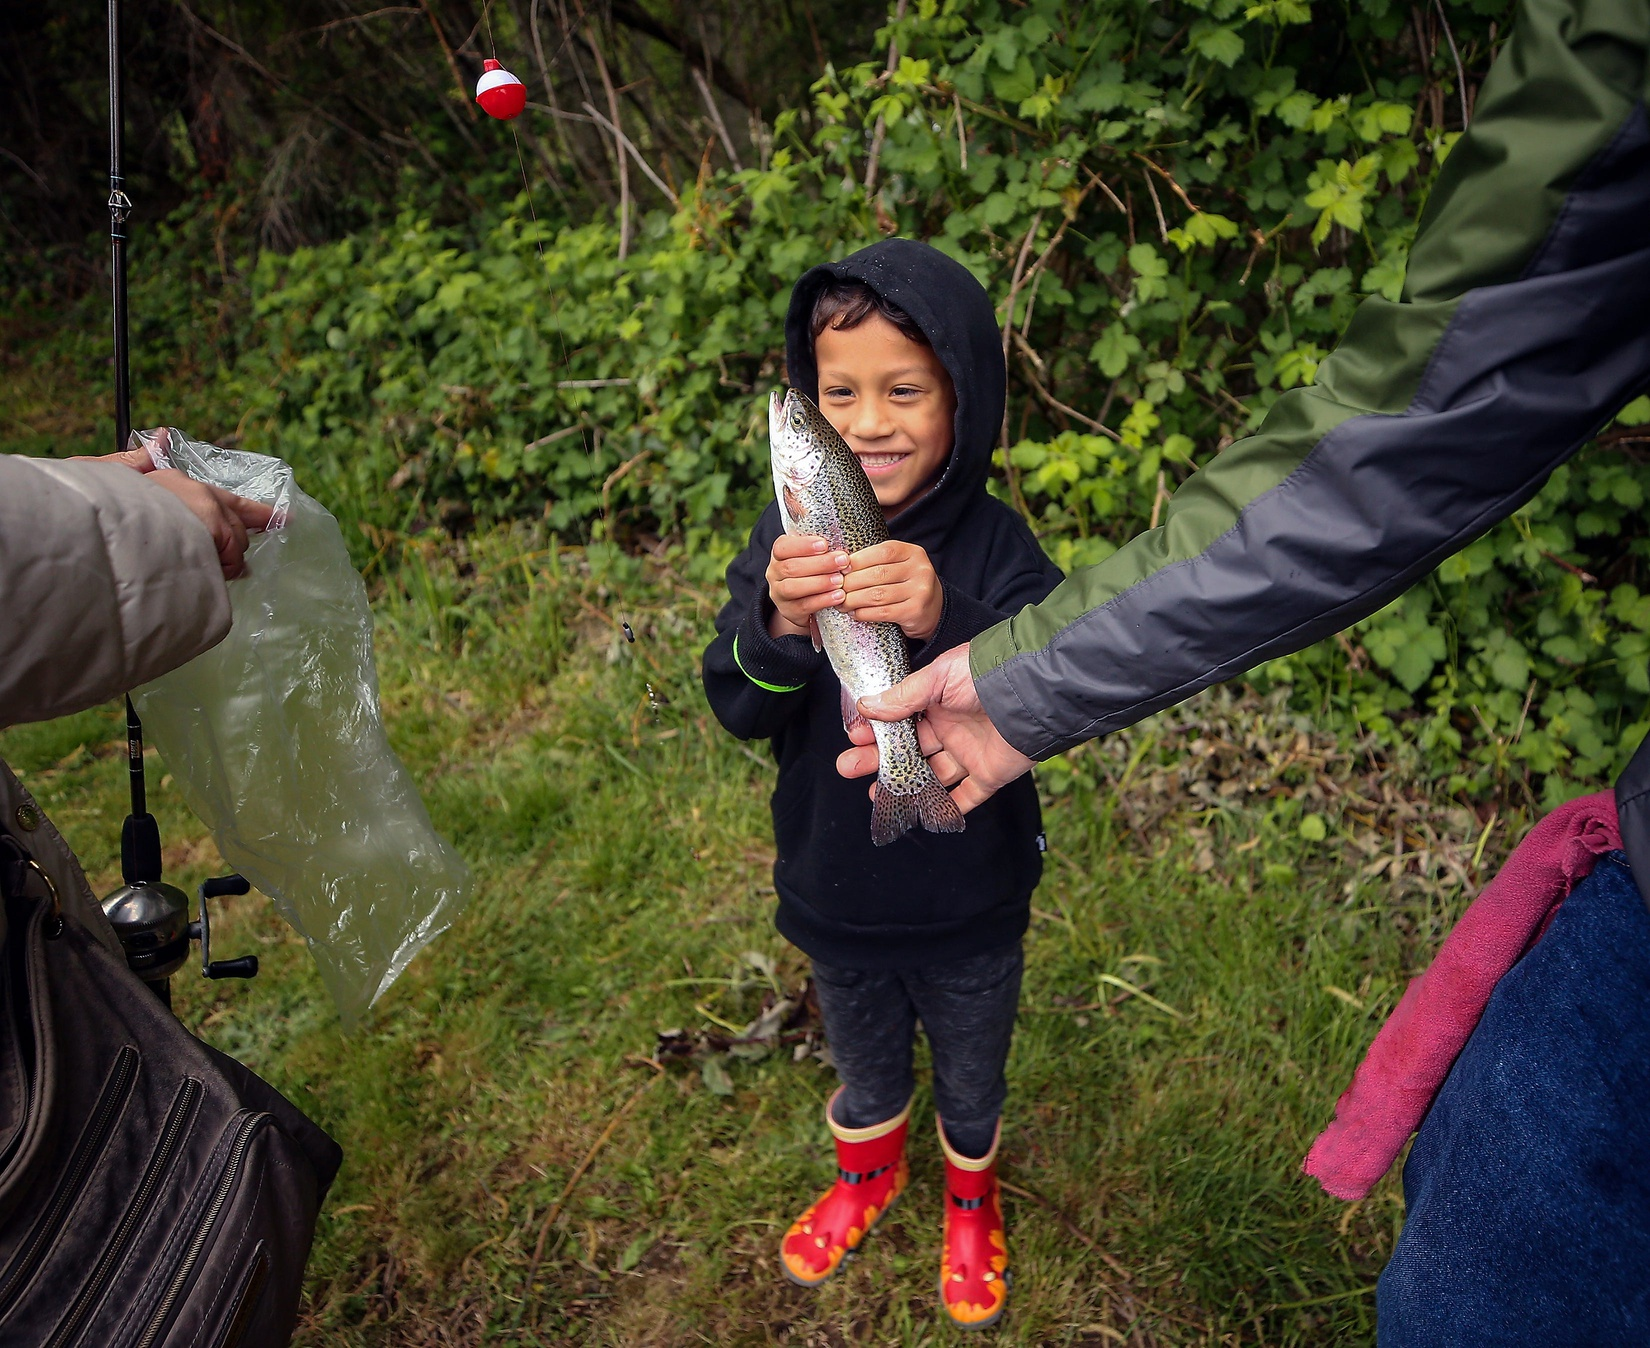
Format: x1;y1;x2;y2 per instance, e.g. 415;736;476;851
766;534;850;640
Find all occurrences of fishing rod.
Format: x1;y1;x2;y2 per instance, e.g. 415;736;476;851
98;0;258;1006
107;0;130;457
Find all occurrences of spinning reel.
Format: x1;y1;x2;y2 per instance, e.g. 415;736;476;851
100;700;258;1007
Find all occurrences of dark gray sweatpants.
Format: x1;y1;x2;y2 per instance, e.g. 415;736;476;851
812;943;1023;1160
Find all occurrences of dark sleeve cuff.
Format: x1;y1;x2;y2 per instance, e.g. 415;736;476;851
912;582;1006;669
733;590;829;691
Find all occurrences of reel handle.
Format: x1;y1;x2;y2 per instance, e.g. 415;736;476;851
188;874;260;982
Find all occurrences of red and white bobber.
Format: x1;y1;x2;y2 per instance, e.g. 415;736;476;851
476;59;526;120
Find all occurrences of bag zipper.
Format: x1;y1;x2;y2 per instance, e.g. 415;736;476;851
0;1043;140;1318
44;1076;202;1348
212;1242;268;1348
0;1042;139;1313
132;1110;265;1348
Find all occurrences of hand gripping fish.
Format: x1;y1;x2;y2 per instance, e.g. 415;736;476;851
768;389;966;846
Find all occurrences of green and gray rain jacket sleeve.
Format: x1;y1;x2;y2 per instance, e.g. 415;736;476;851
970;0;1650;760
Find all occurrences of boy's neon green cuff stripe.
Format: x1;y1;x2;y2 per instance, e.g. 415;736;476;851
734;634;806;693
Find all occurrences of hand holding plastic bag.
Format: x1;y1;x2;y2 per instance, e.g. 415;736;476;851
130;428;471;1026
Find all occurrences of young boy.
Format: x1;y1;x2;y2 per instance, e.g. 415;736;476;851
701;238;1062;1329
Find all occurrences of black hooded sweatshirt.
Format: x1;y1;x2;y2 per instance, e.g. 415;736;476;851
701;239;1064;970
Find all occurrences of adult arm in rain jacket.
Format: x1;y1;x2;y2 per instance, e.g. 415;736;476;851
854;0;1650;841
0;456;233;729
0;456;234;940
970;0;1650;756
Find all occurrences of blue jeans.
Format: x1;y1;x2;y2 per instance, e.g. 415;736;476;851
1378;851;1650;1346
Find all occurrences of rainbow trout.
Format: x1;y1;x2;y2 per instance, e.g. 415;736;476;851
768;389;965;846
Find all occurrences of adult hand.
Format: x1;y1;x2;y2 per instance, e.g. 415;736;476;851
148;473;274;580
836;643;1036;814
94;446;165;474
839;540;943;641
80;448;274;580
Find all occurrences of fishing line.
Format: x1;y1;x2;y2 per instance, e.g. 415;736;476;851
476;1;592;492
479;0;639;681
506;121;597;521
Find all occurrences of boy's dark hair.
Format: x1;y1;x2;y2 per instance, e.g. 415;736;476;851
809;279;931;349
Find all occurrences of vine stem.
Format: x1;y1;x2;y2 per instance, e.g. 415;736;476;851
999;210;1049;509
863;0;910;195
1142;168;1170;243
1432;0;1471;127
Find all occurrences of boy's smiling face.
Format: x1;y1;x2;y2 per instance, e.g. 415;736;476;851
813;313;956;518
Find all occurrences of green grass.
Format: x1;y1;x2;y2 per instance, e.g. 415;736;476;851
0;535;1509;1346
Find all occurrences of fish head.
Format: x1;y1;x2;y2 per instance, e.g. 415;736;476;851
769;389;837;529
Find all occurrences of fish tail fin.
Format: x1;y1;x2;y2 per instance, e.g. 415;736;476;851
870;768;966;846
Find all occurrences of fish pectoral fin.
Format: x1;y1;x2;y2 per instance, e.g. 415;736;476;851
840;682;867;735
809;616;823;653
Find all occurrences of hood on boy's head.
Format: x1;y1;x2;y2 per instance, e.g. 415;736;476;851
783;238;1005;547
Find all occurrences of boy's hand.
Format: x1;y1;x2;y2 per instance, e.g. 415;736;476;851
840;540;943;641
767;533;850;639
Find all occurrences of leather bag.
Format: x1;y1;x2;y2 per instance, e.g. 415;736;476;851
0;831;342;1348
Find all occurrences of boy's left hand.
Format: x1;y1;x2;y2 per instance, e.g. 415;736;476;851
840;540;943;641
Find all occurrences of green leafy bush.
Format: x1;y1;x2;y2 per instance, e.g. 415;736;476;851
205;0;1649;801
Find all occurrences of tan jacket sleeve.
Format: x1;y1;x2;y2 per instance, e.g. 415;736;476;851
0;457;231;729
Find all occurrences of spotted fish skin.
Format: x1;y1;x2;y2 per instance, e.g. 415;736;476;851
768;389;965;845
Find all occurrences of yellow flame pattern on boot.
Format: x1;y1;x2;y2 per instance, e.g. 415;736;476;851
779;1092;911;1287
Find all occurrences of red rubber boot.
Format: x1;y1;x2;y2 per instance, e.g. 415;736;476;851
938;1119;1009;1329
780;1090;910;1287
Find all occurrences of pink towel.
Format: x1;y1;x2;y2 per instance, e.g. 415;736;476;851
1303;790;1622;1201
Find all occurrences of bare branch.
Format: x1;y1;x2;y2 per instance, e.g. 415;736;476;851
523;424;589;453
419;0;477;121
1014;336;1123;442
306;7;422;39
1141;169;1170;243
0;146;49;192
1134;153;1202;215
586;26;631;258
582;101;680;206
173;2;397;162
606;0;760;113
692;67;743;171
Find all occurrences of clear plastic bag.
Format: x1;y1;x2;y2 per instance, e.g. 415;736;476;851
130;428;471;1026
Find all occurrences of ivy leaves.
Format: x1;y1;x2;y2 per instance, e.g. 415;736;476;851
232;0;1650;802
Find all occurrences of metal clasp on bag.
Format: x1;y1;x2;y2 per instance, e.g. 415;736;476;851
0;835;65;940
22;859;64;939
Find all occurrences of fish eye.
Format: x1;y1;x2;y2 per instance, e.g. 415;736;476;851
790;411;804;428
